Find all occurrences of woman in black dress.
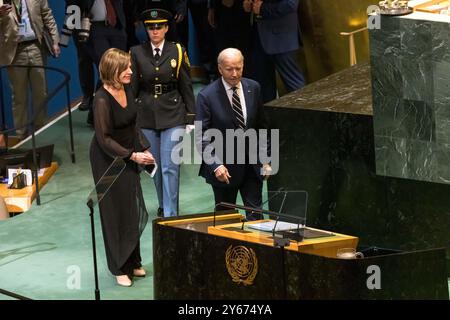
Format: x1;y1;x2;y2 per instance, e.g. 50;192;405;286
90;48;155;287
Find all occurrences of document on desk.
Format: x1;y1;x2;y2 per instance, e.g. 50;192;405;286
248;221;304;232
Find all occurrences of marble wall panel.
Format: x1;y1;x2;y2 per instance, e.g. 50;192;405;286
370;15;450;184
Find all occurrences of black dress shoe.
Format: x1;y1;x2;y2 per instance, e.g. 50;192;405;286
157;207;164;217
78;98;92;111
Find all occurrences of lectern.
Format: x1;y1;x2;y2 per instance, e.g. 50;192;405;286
153;212;449;299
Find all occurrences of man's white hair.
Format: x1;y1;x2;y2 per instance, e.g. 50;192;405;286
217;48;244;65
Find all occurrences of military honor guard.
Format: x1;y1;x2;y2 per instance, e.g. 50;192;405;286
130;8;195;217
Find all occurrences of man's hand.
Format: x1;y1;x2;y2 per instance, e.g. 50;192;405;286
52;44;61;58
207;8;216;28
174;13;184;23
252;0;263;15
0;4;12;17
243;0;252;12
262;163;272;180
215;165;231;184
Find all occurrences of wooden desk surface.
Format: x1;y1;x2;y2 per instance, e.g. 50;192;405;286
208;220;359;258
0;162;59;213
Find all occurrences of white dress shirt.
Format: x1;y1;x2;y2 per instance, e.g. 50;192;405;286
18;0;37;42
151;40;165;57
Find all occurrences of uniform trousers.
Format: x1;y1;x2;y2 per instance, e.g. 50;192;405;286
142;126;184;217
7;41;47;136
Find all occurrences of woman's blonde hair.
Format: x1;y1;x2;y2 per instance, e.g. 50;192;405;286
99;48;130;89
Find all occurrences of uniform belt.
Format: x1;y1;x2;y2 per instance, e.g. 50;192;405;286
146;83;178;95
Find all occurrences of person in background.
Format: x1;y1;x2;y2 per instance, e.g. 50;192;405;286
243;0;305;103
0;0;60;139
188;0;217;82
195;48;272;220
86;0;128;125
61;0;96;122
90;48;154;287
208;0;252;77
130;9;195;218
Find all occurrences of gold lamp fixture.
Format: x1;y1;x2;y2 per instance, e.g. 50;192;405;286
339;27;368;66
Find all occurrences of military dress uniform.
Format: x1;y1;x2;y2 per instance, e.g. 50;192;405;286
130;9;195;217
130;41;195;130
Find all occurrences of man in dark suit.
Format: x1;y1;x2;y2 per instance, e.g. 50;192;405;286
195;48;272;220
87;0;127;65
89;0;127;124
244;0;305;103
61;0;127;125
62;0;96;113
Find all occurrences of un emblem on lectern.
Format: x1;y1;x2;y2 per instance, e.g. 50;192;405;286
225;245;258;286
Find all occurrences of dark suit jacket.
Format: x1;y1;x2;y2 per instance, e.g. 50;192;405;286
196;77;269;188
256;0;301;55
130;41;195;129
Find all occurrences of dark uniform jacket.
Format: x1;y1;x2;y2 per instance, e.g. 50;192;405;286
130;41;195;130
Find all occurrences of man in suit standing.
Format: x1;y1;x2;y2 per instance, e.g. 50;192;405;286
196;48;272;220
84;0;127;125
244;0;304;103
61;0;96;116
0;0;60;139
87;0;127;65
